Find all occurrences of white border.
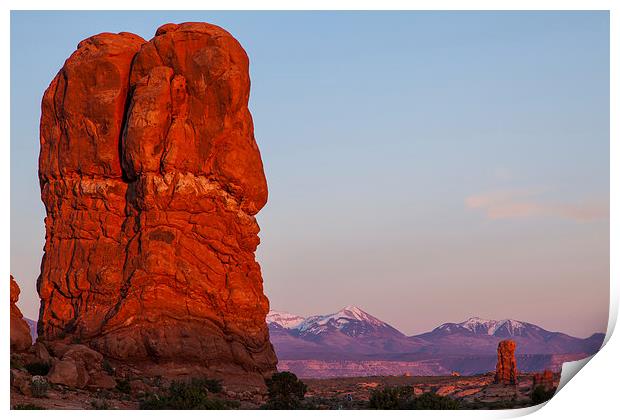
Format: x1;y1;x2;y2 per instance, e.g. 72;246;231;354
3;1;617;419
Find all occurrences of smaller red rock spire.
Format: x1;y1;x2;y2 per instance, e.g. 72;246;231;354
494;339;517;385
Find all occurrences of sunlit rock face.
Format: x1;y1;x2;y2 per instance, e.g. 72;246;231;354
494;340;517;385
11;275;32;352
38;22;276;380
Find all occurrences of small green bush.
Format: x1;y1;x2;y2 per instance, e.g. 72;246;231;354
263;371;308;409
91;399;110;410
10;355;24;370
13;404;44;410
116;378;131;394
139;377;232;410
410;392;461;409
25;361;51;376
368;387;460;410
192;377;223;393
460;399;523;410
102;359;115;375
531;385;556;405
368;386;411;409
151;375;164;388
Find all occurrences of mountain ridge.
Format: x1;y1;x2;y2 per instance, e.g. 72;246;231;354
267;306;604;377
268;308;603;341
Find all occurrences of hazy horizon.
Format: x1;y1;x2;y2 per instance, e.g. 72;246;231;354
11;11;609;339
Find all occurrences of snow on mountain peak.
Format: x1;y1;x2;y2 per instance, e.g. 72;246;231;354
336;305;376;322
293;305;391;334
454;317;531;335
434;317;537;337
266;311;305;329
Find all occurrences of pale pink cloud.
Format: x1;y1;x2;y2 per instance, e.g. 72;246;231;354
465;190;609;222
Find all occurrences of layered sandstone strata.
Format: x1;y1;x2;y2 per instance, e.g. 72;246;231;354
38;23;276;379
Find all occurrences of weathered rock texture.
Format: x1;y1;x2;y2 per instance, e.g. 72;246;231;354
11;275;33;351
37;22;276;380
532;370;554;391
494;339;517;385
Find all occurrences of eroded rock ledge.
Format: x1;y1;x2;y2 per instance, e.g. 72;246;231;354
37;22;276;381
11;276;32;352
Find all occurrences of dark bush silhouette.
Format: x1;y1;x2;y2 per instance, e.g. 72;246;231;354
411;392;461;409
102;359;115;375
263;371;308;409
115;378;131;394
25;362;50;376
193;378;223;393
368;386;412;409
13;404;44;410
139;377;233;410
368;386;460;410
531;385;556;405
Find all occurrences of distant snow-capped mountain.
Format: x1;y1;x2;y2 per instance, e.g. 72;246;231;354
415;316;603;355
432;317;544;338
267;311;305;329
267;307;605;378
268;305;419;358
294;305;404;339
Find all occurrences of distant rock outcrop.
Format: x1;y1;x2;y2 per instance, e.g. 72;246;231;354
10;275;32;352
494;339;517;385
37;22;276;381
532;370;554;391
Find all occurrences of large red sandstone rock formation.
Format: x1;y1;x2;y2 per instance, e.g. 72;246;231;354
37;22;276;380
11;275;32;352
494;339;517;385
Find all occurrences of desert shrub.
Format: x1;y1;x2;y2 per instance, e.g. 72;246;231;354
368;386;412;409
461;399;523;410
139;378;233;410
30;376;50;398
94;389;113;400
368;387;460;410
116;378;131;394
187;377;223;393
10;355;24;370
411;392;460;409
102;359;115;375
263;371;308;409
531;386;556;405
91;399;110;410
13;404;44;410
25;361;51;376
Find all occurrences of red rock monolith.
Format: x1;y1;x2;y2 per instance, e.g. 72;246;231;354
37;22;277;382
494;339;517;385
10;275;32;352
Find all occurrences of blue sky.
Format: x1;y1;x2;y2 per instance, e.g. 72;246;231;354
11;11;609;337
